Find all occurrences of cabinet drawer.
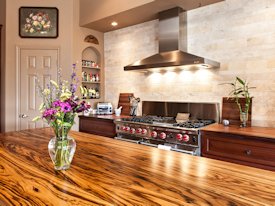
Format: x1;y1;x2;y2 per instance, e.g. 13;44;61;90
79;117;116;138
202;131;275;168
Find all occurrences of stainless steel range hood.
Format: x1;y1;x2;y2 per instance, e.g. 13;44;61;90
124;7;220;71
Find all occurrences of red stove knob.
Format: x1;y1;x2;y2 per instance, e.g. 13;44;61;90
176;134;183;141
151;131;157;138
130;128;135;134
159;132;166;139
183;134;190;142
141;129;147;134
136;128;142;134
121;126;126;131
125;127;130;132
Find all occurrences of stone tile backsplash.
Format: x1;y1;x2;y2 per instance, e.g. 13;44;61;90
104;0;275;127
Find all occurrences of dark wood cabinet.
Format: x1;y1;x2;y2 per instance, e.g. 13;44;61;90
79;116;116;138
0;25;2;132
202;130;275;171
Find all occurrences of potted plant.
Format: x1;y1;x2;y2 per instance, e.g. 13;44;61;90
225;77;255;127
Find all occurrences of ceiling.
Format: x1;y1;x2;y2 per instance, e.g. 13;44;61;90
80;0;224;32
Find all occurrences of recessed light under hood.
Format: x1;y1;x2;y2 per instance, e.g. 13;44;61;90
124;7;220;72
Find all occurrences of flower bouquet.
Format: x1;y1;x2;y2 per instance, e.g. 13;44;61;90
33;64;90;170
24;12;52;34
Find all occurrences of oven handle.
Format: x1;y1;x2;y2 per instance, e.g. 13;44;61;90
140;142;158;148
114;137;140;144
171;148;195;155
140;142;196;155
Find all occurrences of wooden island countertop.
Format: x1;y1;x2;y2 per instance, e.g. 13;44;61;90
0;128;275;205
202;123;275;140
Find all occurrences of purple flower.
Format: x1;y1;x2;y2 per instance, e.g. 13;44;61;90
60;102;72;113
70;83;77;94
52;100;61;107
76;101;91;113
67;98;77;110
43;108;57;118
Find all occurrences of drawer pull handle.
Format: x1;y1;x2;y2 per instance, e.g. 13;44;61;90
245;150;252;155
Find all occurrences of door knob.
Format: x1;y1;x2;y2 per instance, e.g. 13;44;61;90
245;149;252;155
19;114;29;118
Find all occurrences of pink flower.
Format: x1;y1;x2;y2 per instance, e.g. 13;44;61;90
42;108;57;119
60;102;72;113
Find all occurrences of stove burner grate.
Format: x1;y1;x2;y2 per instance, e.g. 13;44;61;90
173;119;215;128
121;116;175;124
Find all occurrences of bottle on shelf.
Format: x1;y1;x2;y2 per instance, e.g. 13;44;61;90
92;74;96;82
95;88;100;99
90;74;93;82
82;71;85;81
96;73;99;82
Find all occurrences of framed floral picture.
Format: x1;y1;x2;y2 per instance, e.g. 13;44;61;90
19;7;58;38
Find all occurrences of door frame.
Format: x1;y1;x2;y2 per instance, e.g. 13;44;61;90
15;46;60;131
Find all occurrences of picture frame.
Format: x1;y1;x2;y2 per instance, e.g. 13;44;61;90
19;7;58;38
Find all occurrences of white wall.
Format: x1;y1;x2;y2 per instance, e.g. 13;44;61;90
2;0;104;132
72;0;104;131
0;0;6;131
104;0;275;127
4;0;74;132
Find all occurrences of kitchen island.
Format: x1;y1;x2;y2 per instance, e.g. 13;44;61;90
0;128;275;205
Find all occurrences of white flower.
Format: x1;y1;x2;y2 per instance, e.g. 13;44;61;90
29;28;34;33
32;21;39;26
42;89;50;95
26;18;31;23
43;25;50;29
41;20;45;25
32;15;37;21
29;13;33;18
50;80;59;88
38;16;42;22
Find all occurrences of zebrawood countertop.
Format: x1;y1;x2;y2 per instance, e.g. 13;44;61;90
202;123;275;140
1;128;275;205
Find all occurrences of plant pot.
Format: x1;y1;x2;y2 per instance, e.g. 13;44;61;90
240;112;248;127
48;136;76;170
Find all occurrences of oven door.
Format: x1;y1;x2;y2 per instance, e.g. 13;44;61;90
140;140;200;156
115;134;141;144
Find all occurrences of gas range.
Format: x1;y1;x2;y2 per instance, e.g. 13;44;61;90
114;116;215;156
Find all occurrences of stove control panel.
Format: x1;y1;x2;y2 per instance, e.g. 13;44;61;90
116;123;149;137
146;127;198;146
115;122;199;147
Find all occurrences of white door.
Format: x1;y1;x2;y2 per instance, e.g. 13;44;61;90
18;48;59;130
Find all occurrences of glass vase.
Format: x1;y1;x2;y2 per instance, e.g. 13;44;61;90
240;112;248;127
48;136;76;170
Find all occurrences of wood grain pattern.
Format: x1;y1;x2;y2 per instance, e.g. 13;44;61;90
0;128;275;205
222;97;252;126
79;115;116;137
118;93;134;115
202;123;275;140
202;130;275;170
0;25;2;133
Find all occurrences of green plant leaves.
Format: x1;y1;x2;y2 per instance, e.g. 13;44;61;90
236;76;245;85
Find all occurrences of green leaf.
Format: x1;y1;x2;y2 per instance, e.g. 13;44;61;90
32;116;40;122
236;77;245;85
62;122;72;127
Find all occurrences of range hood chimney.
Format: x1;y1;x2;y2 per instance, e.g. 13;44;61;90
124;7;220;71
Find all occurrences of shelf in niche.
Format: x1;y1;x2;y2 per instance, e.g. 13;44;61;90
82;81;101;84
81;98;100;100
82;66;100;70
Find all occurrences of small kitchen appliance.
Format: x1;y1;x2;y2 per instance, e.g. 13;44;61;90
114;101;219;156
97;102;113;115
